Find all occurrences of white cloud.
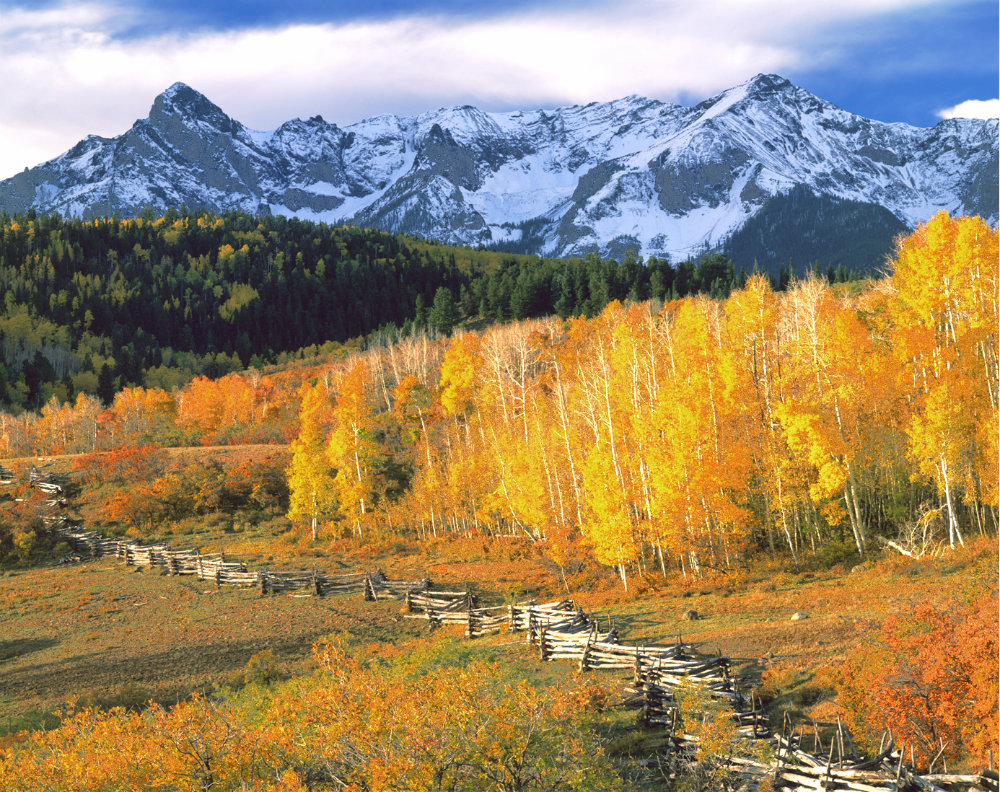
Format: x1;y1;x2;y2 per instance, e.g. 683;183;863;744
938;98;1000;120
0;0;950;178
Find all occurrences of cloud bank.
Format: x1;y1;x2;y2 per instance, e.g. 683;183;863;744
0;0;976;178
938;98;1000;120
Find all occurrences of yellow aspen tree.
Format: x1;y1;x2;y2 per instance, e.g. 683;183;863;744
649;297;751;574
327;361;383;539
890;212;999;541
394;374;445;537
439;331;500;535
722;274;793;559
780;276;879;556
287;382;338;541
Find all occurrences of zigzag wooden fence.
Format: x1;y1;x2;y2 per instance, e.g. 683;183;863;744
8;465;999;792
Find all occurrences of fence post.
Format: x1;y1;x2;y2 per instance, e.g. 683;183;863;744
215;568;222;588
538;625;548;661
509;597;517;634
313;569;323;597
197;552;203;580
579;632;592;673
259;570;269;596
405;590;414;613
467;608;475;639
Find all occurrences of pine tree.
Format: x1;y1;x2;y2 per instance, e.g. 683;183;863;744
428;287;459;335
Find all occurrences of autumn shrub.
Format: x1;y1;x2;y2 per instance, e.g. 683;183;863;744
0;636;642;791
72;445;168;485
837;588;998;769
674;677;773;791
802;536;859;571
0;494;63;569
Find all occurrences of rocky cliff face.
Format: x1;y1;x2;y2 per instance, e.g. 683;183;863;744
1;75;995;264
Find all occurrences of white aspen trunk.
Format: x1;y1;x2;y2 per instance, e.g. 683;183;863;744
552;356;584;526
939;456;964;548
618;561;628;591
775;475;799;568
843;484;865;556
845;463;868;553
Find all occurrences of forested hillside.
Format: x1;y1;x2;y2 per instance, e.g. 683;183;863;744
0;209;860;412
4;213;994;586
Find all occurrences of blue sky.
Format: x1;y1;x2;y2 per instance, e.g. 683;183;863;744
0;0;996;178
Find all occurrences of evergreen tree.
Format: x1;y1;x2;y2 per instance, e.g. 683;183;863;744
429;287;459;336
97;364;116;407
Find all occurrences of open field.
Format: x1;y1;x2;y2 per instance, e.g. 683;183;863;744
2;520;993;737
2;446;995;754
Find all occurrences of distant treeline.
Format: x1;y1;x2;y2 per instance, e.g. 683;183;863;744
0;209;857;410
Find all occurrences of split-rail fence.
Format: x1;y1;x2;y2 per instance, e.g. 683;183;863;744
6;464;997;792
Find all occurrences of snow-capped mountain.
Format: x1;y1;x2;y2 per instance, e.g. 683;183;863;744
1;75;995;265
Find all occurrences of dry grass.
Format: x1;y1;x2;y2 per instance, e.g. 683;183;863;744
2;447;996;738
0;559;432;732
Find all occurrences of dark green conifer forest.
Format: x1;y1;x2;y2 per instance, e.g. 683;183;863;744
0;209;856;410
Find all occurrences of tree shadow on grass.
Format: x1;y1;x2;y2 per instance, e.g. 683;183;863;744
0;638;58;663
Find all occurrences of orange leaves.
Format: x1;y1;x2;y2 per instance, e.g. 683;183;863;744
177;374;259;443
71;444;167;484
838;589;999;768
0;697;264;792
0;636;621;792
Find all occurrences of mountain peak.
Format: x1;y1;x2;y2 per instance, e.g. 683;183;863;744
149;82;233;131
744;73;794;95
0;76;993;261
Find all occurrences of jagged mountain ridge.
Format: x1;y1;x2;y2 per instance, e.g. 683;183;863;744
1;74;995;266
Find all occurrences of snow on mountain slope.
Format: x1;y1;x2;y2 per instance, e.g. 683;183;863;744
0;74;995;263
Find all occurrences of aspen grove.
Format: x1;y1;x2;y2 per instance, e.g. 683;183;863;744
2;213;995;585
282;213;997;585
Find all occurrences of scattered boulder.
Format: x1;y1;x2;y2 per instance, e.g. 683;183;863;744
681;609;699;621
851;564;866;574
790;611;809;621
